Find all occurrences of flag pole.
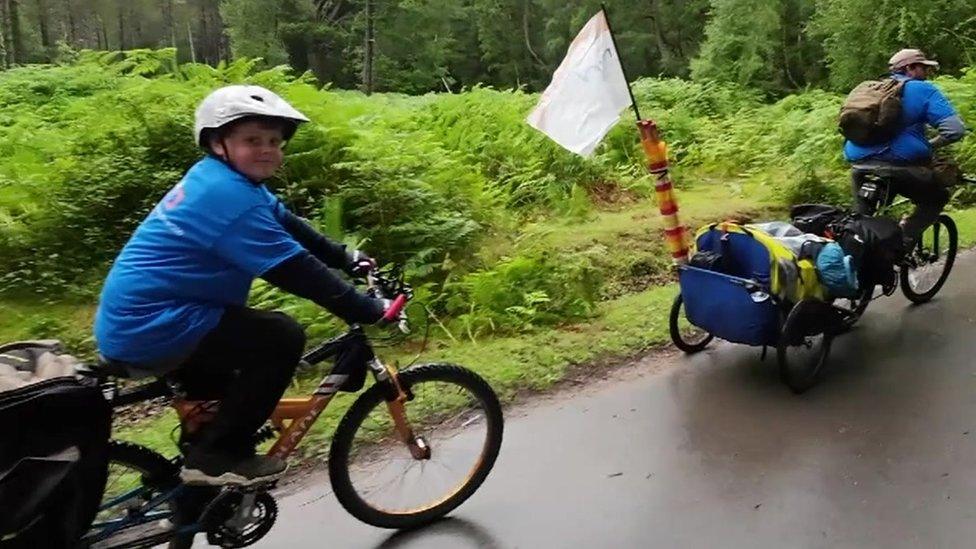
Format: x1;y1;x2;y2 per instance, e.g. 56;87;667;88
600;4;641;122
600;4;689;265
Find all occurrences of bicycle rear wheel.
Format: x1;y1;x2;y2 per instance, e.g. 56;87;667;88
900;214;957;303
329;363;503;529
85;441;183;549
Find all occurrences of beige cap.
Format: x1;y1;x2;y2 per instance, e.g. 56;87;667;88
888;48;940;71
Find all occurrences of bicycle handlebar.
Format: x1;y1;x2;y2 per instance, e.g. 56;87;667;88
382;294;408;322
364;264;413;332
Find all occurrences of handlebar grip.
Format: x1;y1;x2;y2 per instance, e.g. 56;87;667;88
382;294;408;322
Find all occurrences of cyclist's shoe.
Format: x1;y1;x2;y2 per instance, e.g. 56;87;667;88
899;253;919;270
899;241;926;270
181;450;286;486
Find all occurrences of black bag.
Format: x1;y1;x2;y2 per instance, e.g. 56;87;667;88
0;344;111;548
689;250;725;272
790;203;847;237
835;215;904;288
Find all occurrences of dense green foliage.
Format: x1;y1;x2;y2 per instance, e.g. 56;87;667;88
7;0;975;96
2;52;976;341
0;52;618;337
810;0;976;91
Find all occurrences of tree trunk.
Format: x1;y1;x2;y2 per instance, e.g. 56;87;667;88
63;0;76;45
187;20;195;62
362;0;373;94
522;0;545;69
197;0;224;65
197;0;207;62
646;1;674;71
129;0;141;47
35;0;50;60
9;0;23;63
116;0;124;50
0;0;7;68
95;13;103;48
99;14;108;50
162;0;174;47
212;1;227;64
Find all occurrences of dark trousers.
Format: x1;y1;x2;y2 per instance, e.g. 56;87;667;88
172;306;306;457
850;163;950;241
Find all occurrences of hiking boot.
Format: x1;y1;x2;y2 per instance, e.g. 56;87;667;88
181;449;286;487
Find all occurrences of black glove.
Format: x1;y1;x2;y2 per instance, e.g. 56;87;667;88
346;250;377;278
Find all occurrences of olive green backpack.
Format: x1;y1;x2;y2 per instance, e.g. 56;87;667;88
838;78;906;146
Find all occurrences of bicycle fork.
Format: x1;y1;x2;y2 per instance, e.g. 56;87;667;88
369;358;431;461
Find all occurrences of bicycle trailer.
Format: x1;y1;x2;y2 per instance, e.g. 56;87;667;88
678;222;826;346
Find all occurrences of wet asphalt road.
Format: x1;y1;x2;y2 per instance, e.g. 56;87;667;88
262;253;976;549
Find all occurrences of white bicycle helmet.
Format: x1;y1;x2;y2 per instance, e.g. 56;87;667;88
194;85;310;147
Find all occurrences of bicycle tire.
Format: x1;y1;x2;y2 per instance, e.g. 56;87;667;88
900;214;957;304
838;287;873;332
84;441;183;549
777;300;834;394
328;363;503;529
669;294;714;354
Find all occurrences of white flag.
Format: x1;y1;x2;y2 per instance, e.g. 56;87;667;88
526;10;632;157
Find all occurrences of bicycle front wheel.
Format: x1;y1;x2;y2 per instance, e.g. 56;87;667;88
329;363;503;529
900;214;957;303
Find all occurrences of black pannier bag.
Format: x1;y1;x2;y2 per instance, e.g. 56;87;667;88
689;250;725;272
0;342;111;548
790;203;847;237
834;216;904;288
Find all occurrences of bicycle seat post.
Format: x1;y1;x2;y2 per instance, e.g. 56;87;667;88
855;171;892;216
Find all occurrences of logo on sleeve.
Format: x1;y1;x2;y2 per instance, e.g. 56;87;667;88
152;182;187;236
163;183;186;210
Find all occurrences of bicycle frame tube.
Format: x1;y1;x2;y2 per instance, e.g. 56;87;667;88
86;485;182;543
267;323;418;459
266;355;409;459
167;325;418;461
264;328;362;458
267;393;335;459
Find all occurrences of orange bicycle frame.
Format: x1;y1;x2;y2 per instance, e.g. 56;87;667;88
172;352;421;460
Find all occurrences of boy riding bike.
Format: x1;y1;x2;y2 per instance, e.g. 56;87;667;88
842;48;966;248
94;85;394;487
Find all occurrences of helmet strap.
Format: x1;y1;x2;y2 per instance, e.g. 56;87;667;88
210;136;263;184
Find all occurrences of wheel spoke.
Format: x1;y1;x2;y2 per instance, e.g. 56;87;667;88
901;217;956;302
329;365;502;528
778;301;832;393
89;443;178;548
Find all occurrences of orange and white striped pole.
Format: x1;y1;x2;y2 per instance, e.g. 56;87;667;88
603;4;689;265
637;120;689;264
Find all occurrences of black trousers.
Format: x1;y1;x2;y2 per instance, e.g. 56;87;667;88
851;163;950;241
172;306;305;457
